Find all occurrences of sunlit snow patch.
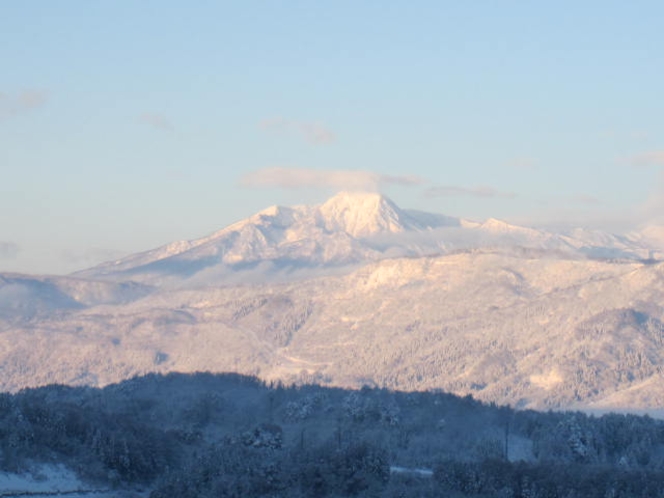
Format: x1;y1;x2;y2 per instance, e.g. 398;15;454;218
530;369;564;389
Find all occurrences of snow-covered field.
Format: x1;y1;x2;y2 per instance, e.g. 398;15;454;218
0;464;143;497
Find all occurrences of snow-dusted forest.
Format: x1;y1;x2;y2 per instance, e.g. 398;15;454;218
1;372;664;497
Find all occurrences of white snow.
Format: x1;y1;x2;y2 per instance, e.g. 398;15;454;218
390;466;434;477
530;369;564;390
318;191;410;237
0;464;106;496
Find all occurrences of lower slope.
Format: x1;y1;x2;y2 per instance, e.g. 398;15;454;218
2;251;664;410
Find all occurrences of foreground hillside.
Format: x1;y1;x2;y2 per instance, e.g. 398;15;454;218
2;372;664;497
3;250;664;411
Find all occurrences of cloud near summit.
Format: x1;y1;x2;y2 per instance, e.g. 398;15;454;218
240;167;425;191
424;185;517;199
629;150;664;168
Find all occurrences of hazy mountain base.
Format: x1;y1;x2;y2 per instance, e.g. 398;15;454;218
1;372;664;498
2;250;664;411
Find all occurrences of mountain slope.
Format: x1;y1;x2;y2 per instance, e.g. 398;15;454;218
4;250;664;410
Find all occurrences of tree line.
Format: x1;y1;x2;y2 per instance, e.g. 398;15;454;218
0;372;663;497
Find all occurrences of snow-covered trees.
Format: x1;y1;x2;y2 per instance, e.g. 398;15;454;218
0;373;663;496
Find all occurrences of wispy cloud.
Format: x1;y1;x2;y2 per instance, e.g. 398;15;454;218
634;170;664;226
570;194;602;205
0;89;48;121
138;112;174;131
424;185;517;199
0;241;20;260
259;117;336;145
627;150;664;168
600;129;649;141
506;157;537;170
240;167;424;191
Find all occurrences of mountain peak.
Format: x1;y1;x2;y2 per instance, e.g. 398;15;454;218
480;217;533;233
318;191;408;238
321;191;394;210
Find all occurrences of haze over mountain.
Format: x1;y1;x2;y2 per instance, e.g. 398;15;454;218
3;192;664;412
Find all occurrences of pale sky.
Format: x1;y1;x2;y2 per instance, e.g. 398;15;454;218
2;1;664;274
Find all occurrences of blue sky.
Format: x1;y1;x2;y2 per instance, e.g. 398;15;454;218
2;1;664;274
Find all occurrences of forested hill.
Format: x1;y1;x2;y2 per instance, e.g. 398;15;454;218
2;372;664;497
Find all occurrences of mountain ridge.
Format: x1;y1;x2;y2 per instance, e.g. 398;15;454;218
73;191;663;286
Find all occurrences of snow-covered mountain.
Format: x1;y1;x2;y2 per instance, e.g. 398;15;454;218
74;191;661;286
72;192;462;285
5;251;664;411
4;191;664;412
